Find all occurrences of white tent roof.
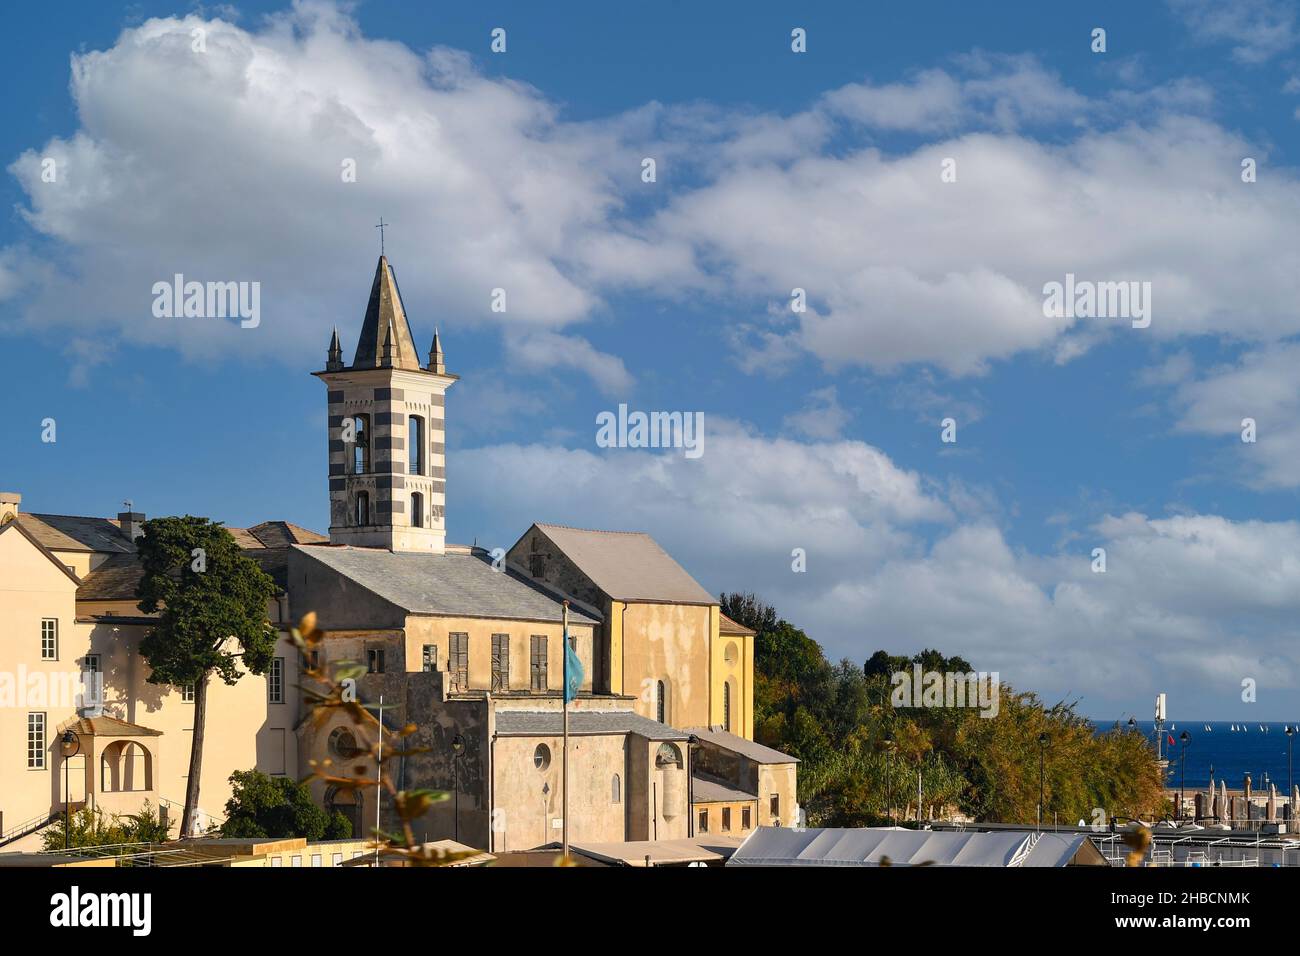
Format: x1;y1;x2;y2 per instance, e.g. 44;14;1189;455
727;827;1106;867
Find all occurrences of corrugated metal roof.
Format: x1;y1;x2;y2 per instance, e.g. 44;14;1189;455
495;709;690;740
728;827;1105;867
532;523;715;604
687;727;799;764
295;545;600;624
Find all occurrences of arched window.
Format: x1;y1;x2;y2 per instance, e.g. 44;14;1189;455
723;681;732;733
354;492;370;527
351;414;371;475
411;492;424;528
656;680;666;723
611;774;622;804
408;416;424;476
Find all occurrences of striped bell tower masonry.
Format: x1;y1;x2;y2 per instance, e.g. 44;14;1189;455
313;255;457;553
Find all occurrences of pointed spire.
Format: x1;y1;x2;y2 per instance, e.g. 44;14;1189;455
428;326;445;374
351;255;422;369
326;326;343;371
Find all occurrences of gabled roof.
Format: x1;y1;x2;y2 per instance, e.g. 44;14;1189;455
76;521;325;600
687;727;799;764
293;545;600;625
526;523;716;605
240;521;328;549
18;513;133;553
57;715;163;738
351;255;423;370
0;519;83;586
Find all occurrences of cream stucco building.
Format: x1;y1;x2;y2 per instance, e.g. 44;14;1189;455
0;253;797;856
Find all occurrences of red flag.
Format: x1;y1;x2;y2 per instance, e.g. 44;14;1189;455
1167;735;1175;746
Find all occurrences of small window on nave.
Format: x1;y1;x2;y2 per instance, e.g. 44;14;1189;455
355;492;370;527
411;492;424;528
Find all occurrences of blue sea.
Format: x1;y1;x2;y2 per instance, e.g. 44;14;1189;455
1116;721;1299;792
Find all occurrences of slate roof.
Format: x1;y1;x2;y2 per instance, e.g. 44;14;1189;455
352;255;423;370
19;513;134;553
294;545;601;625
687;727;799;764
692;774;758;803
76;553;145;600
529;523;715;605
75;522;323;599
494;710;690;741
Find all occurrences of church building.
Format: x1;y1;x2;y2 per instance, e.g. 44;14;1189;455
0;254;797;855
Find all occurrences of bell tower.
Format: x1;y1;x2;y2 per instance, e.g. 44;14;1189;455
314;255;457;553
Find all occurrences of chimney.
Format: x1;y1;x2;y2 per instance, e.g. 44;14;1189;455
0;491;20;525
118;504;146;542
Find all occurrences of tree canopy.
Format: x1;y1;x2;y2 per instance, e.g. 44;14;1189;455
221;770;353;841
722;592;1165;826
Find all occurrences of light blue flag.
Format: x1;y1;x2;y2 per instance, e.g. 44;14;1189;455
563;627;584;703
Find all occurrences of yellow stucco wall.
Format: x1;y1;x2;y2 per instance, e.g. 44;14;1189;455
402;616;595;692
616;602;712;728
0;527;300;838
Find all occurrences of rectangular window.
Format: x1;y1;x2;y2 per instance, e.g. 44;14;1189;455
83;653;101;673
41;619;58;660
311;854;322;867
268;657;284;704
770;794;780;819
697;809;708;834
291;855;302;868
449;633;468;692
332;853;343;867
491;634;510;692
181;684;195;703
28;712;46;769
409;416;424;476
742;807;752;829
367;648;385;674
529;553;545;578
351;414;371;475
530;635;548;692
422;644;438;673
722;807;732;831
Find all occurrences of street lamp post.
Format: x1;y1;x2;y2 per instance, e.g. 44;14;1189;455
450;733;465;843
1287;726;1295;817
883;735;895;825
1179;731;1191;822
59;730;81;850
1037;732;1049;831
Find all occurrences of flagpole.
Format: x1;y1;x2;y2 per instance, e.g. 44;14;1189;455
562;601;570;859
375;694;383;867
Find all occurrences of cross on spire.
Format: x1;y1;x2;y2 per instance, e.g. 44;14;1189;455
375;217;389;256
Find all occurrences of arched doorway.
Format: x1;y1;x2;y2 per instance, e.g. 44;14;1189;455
324;785;363;838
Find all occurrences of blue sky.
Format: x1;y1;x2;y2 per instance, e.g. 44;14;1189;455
4;0;1300;720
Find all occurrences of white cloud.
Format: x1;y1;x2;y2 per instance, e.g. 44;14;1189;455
2;3;645;393
783;386;851;439
1169;0;1298;63
1164;342;1300;488
502;330;634;397
459;432;1300;716
650;113;1300;375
